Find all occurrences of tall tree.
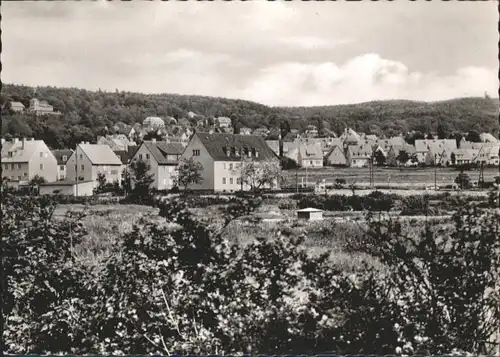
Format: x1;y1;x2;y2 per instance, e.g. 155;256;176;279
174;157;204;193
129;159;154;196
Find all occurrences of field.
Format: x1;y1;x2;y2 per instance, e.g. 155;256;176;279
283;166;500;188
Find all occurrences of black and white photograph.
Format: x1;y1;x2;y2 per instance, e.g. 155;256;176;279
1;1;499;356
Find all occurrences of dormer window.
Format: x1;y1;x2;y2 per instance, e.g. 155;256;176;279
231;147;236;156
62;155;67;161
251;148;256;157
8;152;13;157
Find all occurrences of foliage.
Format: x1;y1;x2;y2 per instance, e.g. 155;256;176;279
359;204;500;354
93;172;107;195
294;192;397;212
400;195;439;216
2;194;95;354
129;159;154;197
396;150;410;166
374;150;386;166
455;171;473;189
174;157;204;193
237;158;282;192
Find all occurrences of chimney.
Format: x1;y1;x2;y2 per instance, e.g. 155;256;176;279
22;138;26;150
14;138;19;143
1;138;5;145
30;138;35;141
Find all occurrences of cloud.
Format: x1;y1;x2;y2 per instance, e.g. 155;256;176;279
239;54;498;106
1;1;497;106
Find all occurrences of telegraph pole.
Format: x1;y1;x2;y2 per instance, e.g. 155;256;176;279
434;153;437;191
75;143;79;197
296;166;298;193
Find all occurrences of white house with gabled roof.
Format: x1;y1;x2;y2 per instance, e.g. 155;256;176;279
1;138;58;184
66;142;123;188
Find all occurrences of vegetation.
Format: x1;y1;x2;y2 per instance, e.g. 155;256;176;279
1;84;498;149
129;159;154;197
236;158;282;192
2;188;499;355
174;157;204;193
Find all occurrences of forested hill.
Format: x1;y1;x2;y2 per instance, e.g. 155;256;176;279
1;83;498;149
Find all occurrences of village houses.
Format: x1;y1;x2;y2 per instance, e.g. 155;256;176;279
130;139;185;190
325;145;347;166
1;138;58;185
415;139;457;163
181;132;280;192
66;143;123;188
298;142;323;168
346;143;373;168
51;149;73;181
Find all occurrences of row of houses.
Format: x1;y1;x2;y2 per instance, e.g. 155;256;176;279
1;132;279;196
266;128;500;168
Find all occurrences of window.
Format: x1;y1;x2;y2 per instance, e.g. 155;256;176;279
236;178;241;185
40;152;43;158
230;178;233;184
111;170;118;175
139;154;143;160
146;154;150;160
40;164;44;170
223;163;226;169
18;176;21;181
79;154;83;160
62;155;67;162
23;172;27;176
81;164;84;170
59;165;65;170
17;164;21;169
229;163;233;170
222;177;226;184
193;149;200;156
310;160;313;165
11;164;14;170
8;152;13;157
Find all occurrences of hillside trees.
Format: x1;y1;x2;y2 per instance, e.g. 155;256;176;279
1;84;498;150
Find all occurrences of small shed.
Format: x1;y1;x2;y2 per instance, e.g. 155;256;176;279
39;180;94;196
297;207;323;221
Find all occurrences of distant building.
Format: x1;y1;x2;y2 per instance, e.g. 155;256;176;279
415;139;457;163
452;148;480;166
346;143;373;168
325;145;347;166
240;127;252;135
2;138;58;184
66;143;123;189
386;144;416;166
216;116;232;128
180;132;280;192
130;140;185;190
97;134;135;152
51;149;73;180
28;98;59;116
298;143;323;168
340;128;362;146
9;101;26;113
143;116;165;130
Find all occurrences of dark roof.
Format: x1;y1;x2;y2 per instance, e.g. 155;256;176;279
114;145;139;164
51;149;73;165
196;132;278;162
143;141;185;165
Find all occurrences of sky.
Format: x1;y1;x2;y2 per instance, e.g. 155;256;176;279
2;1;498;107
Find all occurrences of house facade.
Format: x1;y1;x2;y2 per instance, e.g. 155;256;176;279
415;139;457;163
216;117;232;128
298;143;323;168
386;145;417;166
51;149;73;181
9;101;26;113
66;143;123;188
180;132;280;192
346;143;373;168
28;98;58;116
325;145;347;166
2;138;58;184
130;140;185;190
